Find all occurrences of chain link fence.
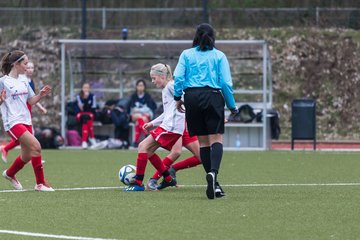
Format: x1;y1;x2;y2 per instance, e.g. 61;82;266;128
0;7;359;30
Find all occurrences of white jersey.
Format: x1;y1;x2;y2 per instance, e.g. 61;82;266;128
18;74;31;86
150;81;185;135
0;75;35;131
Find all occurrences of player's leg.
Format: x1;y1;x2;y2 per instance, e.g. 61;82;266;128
87;113;96;145
208;134;226;198
19;130;54;192
146;138;182;191
132;113;145;146
150;138;182;180
171;132;201;174
124;134;160;192
1;140;20;163
77;112;89;149
2;125;32;190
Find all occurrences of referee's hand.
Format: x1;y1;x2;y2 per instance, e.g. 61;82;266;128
176;100;185;113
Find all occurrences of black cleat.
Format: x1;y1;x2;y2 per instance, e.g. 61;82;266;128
206;172;216;199
157;178;177;190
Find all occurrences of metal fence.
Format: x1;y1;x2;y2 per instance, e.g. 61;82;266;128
0;7;359;29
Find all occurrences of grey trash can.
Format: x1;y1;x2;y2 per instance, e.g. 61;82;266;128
291;99;316;150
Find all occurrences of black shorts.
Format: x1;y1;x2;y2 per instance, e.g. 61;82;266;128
184;87;225;136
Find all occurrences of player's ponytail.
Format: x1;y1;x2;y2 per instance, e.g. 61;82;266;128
150;63;173;82
192;23;215;51
1;50;26;75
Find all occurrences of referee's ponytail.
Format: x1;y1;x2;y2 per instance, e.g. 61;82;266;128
192;23;215;51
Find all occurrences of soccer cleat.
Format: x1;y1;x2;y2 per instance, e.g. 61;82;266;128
2;170;23;190
206;172;216;199
123;183;145;192
1;145;8;163
157;178;177;190
35;183;55;192
81;141;88;149
146;178;159;191
215;182;226;198
168;166;177;180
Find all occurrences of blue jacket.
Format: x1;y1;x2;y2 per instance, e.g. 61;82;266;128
173;47;236;110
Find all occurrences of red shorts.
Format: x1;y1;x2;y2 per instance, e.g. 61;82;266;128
150;127;182;151
182;128;198;146
7;124;33;141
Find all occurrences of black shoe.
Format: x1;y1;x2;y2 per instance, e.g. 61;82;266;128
206;172;215;199
157;178;177;190
215;182;226;198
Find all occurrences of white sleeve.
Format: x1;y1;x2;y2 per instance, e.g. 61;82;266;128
150;112;164;127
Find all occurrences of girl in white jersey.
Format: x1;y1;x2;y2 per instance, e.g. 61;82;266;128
144;63;202;191
0;50;54;192
123;63;181;192
0;61;47;163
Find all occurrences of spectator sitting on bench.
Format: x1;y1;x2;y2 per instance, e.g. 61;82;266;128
76;82;97;149
127;79;157;147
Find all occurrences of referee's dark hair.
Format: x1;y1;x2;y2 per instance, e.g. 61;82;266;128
192;23;215;51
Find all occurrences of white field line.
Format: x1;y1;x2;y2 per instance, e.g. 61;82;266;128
0;229;118;240
1;183;360;193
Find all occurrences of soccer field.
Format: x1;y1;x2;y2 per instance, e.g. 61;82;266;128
0;149;360;240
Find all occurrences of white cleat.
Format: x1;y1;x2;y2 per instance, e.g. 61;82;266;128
35;183;55;192
81;141;88;149
2;170;23;190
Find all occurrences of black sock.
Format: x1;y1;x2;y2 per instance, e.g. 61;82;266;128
135;175;144;181
200;146;211;173
211;142;223;175
162;170;170;178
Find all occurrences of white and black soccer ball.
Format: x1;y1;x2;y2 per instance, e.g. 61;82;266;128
118;164;136;185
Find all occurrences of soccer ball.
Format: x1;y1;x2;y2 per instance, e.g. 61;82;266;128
118;164;136;185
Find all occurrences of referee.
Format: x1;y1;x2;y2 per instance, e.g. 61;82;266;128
173;23;238;200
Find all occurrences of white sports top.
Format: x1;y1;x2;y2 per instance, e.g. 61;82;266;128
150;81;185;135
0;75;35;131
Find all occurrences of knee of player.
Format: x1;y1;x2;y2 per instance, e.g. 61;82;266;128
137;141;148;152
169;150;181;160
29;141;42;155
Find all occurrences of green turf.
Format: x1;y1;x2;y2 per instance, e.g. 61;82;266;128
0;150;360;240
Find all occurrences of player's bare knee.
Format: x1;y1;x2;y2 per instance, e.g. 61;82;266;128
169;150;181;160
30;142;42;156
137;141;147;152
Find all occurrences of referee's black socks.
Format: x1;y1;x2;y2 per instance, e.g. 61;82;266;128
210;142;223;175
200;146;211;173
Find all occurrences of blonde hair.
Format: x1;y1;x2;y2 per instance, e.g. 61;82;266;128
150;63;173;82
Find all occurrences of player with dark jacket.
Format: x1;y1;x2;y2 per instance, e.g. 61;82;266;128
127;79;157;147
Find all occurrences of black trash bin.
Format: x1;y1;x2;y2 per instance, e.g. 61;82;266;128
291;99;316;150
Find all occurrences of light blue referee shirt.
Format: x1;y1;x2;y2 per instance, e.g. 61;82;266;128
173;46;236;110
